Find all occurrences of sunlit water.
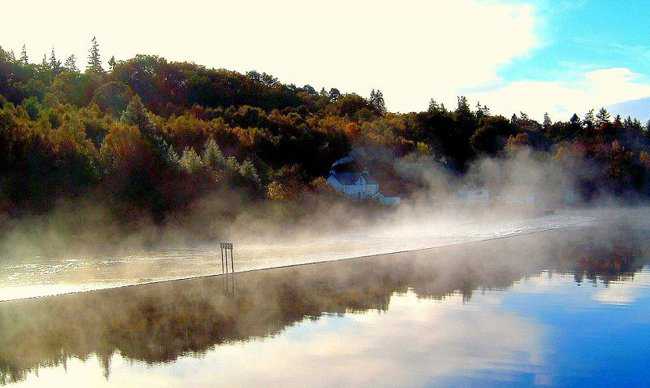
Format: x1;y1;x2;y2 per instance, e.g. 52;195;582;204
0;209;609;301
1;225;649;387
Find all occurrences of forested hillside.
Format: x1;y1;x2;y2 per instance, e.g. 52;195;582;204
2;39;650;224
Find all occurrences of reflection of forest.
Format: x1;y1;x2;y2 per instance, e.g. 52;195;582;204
0;225;647;385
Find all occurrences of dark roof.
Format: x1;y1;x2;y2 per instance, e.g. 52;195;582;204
330;171;377;186
332;172;360;185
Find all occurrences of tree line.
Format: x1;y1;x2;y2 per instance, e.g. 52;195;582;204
1;38;650;223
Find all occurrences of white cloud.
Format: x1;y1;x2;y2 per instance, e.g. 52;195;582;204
470;67;650;120
12;292;547;387
0;0;538;112
593;270;650;305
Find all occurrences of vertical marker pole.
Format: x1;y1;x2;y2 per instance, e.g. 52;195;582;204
230;244;234;273
221;244;224;274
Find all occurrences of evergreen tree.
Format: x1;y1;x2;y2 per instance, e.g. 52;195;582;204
456;96;471;116
87;36;103;73
179;147;204;173
475;102;489;119
623;116;634;129
202;137;225;169
166;144;180;169
239;160;260;186
120;94;169;162
570;113;581;126
596;107;611;126
428;98;444;113
543;112;552;129
64;55;78;72
19;44;28;64
613;114;622;127
121;94;150;130
108;56;116;72
369;89;386;115
583;109;595;129
49;48;62;74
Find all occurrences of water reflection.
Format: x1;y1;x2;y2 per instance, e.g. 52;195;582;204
0;225;648;386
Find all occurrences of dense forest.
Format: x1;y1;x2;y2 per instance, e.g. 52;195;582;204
2;38;650;226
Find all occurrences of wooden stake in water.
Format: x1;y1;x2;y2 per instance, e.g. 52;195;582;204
221;245;225;273
220;242;234;274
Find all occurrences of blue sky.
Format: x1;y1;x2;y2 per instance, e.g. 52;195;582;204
502;0;650;83
461;0;650;120
2;0;650;120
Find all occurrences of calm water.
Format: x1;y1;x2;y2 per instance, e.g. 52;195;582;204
1;225;649;387
0;210;600;301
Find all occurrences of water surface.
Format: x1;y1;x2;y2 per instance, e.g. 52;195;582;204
0;210;601;301
1;225;649;387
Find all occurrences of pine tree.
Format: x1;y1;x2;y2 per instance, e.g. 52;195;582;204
570;113;581;126
179;147;204;174
49;48;62;74
64;55;78;72
623;116;633;129
202;137;225;169
108;56;116;72
121;95;151;133
428;98;441;113
87;36;104;73
239;160;260;186
475;102;489;119
167;144;180;168
583;109;595;129
369;89;386;115
613;114;622;127
596;107;611;126
456;96;471;116
20;45;28;64
543;113;552;129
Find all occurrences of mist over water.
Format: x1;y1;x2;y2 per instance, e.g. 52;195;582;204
0;206;639;301
1;148;649;301
2;225;649;387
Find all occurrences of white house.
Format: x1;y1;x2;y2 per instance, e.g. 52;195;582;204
327;171;380;200
326;156;400;205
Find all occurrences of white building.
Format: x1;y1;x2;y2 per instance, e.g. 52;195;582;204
327;171;379;200
326;156;400;206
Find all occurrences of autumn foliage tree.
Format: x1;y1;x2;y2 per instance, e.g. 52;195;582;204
1;39;650;225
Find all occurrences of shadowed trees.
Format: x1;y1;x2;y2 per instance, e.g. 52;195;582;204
1;39;650;223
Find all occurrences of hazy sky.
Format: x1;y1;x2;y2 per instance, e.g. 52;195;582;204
2;0;650;119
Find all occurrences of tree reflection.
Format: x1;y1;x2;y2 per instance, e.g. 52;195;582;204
0;226;647;385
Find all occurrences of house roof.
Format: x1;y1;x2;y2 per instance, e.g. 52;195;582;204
331;156;355;168
331;172;377;186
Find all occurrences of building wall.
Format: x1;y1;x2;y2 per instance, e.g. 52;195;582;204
327;176;379;199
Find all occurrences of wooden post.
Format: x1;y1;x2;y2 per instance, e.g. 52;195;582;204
230;244;234;273
220;242;234;274
220;244;224;274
